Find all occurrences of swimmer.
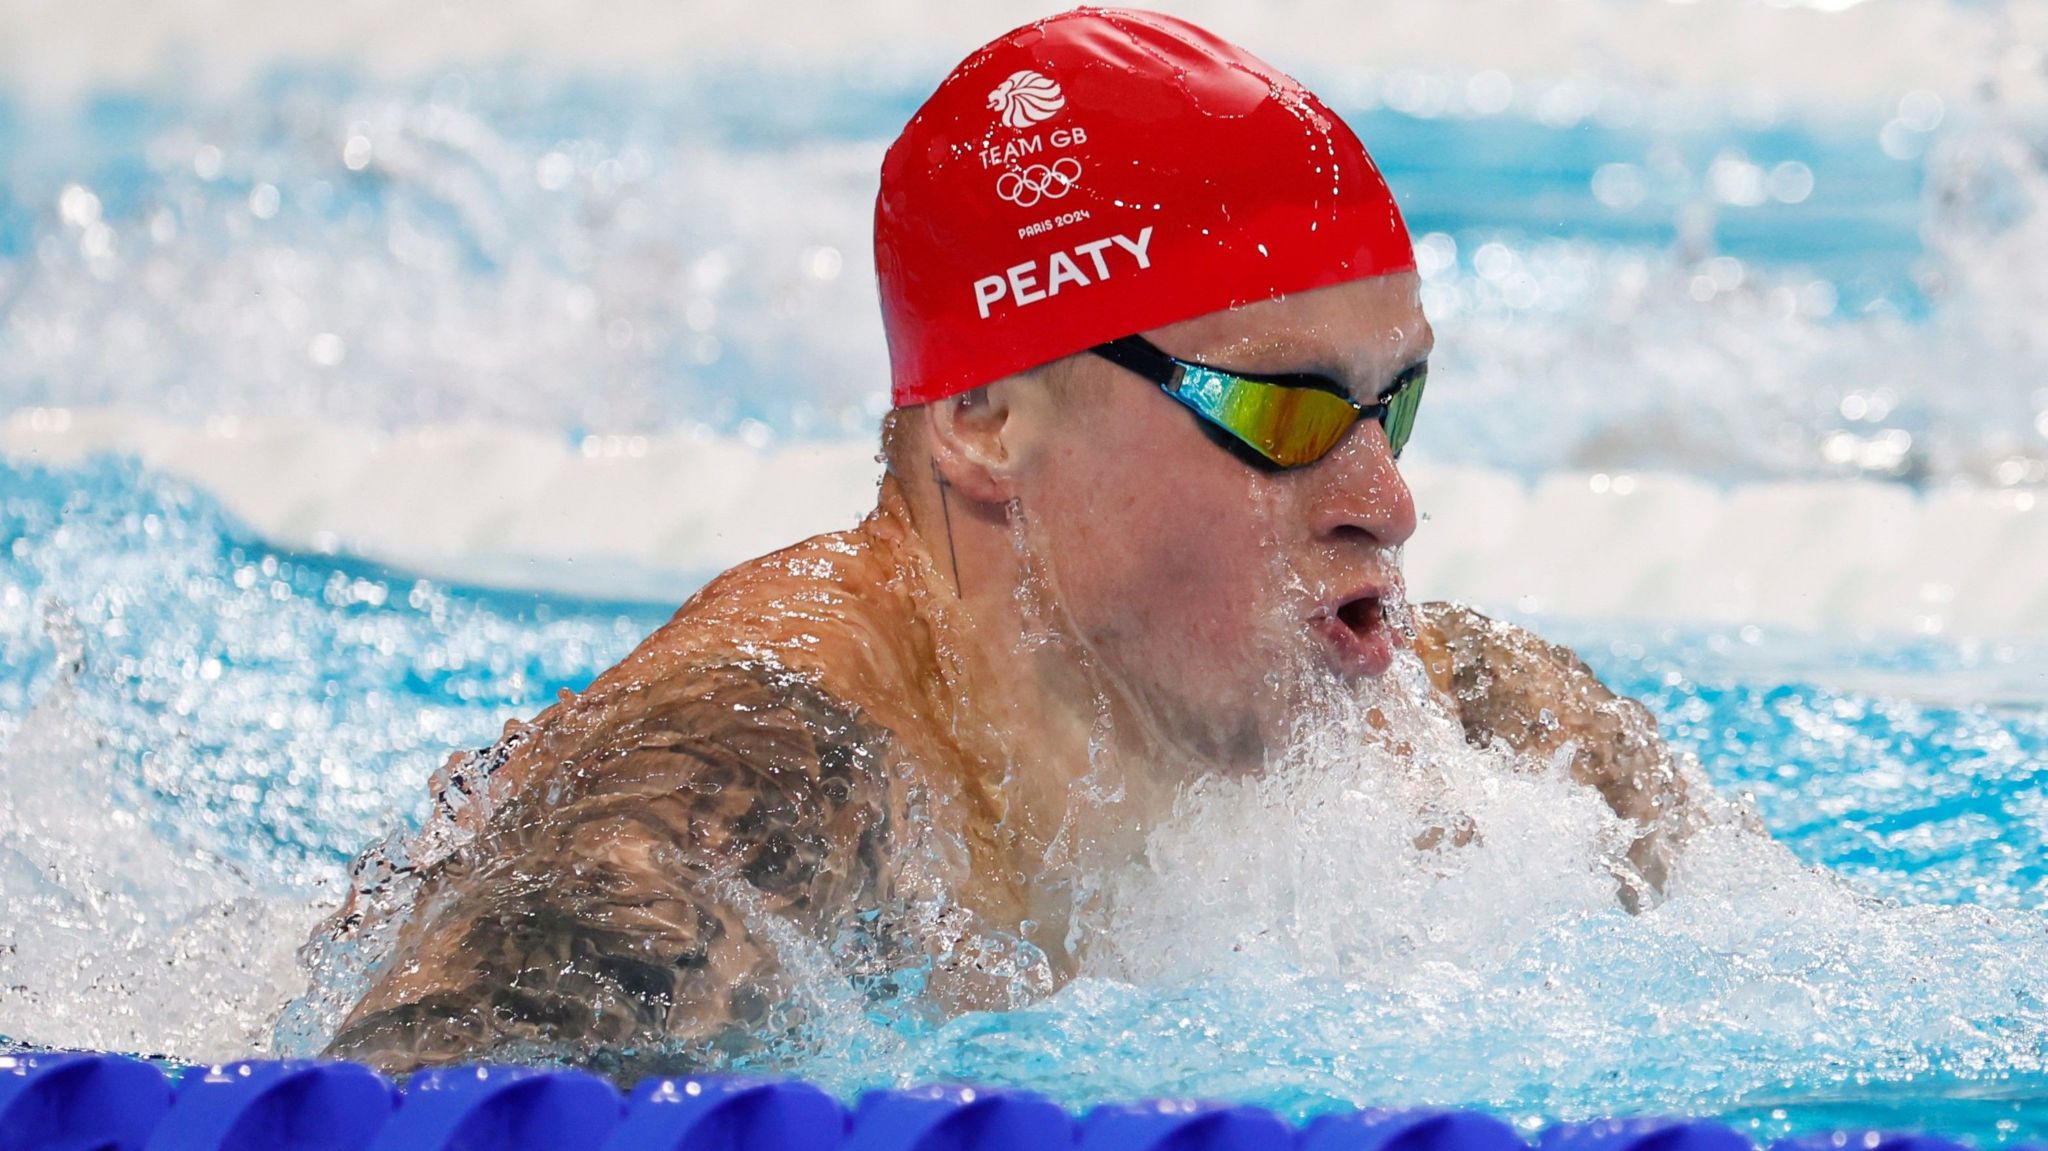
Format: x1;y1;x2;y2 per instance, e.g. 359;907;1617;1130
321;8;1705;1074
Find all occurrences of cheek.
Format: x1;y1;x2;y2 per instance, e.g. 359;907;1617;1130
1028;402;1288;657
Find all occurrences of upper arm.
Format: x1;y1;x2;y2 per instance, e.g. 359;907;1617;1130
1412;602;1699;901
323;664;893;1074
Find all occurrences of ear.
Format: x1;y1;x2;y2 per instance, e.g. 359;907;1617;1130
925;380;1027;504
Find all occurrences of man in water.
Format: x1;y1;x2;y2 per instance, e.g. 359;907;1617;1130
324;8;1701;1073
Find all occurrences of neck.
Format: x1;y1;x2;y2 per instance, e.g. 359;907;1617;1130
870;473;1173;888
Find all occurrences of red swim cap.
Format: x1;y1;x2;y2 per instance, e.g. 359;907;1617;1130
875;7;1416;408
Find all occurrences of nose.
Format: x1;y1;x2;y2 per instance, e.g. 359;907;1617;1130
1302;418;1418;550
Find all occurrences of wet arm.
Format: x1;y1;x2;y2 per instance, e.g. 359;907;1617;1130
324;669;890;1074
1412;601;1697;902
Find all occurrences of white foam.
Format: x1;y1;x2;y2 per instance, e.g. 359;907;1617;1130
1405;467;2048;639
790;657;2048;1113
0;606;326;1058
7;405;2046;638
1;407;879;602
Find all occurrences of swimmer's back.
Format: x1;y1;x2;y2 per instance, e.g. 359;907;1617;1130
325;521;939;1073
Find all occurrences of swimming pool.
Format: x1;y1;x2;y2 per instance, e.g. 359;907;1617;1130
4;0;2048;1141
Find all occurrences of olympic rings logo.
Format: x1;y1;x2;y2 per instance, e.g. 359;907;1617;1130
996;158;1082;207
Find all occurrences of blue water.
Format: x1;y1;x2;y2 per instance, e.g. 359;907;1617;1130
5;48;2048;1144
1;63;2003;481
0;454;662;876
0;68;1924;298
5;451;2047;1138
10;452;2044;906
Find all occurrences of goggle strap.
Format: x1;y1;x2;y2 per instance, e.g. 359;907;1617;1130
1091;336;1181;390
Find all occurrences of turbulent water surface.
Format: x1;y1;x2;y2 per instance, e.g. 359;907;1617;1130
5;0;2048;1139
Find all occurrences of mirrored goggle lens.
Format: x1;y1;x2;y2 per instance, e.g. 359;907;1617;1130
1381;367;1427;459
1182;365;1360;469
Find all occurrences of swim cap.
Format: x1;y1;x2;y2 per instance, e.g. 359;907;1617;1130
876;7;1415;407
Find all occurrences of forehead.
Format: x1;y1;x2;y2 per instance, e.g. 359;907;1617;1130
1141;273;1432;381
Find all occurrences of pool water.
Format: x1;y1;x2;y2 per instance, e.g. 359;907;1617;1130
6;450;2048;1138
5;3;2048;1142
5;54;2042;484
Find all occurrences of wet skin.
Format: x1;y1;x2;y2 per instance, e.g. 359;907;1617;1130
323;274;1701;1074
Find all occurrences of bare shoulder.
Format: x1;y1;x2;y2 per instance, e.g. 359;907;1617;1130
602;526;932;727
323;658;898;1075
1411;602;1642;760
1410;601;1701;902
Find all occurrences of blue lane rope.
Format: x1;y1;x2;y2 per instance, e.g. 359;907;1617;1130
0;1051;2025;1151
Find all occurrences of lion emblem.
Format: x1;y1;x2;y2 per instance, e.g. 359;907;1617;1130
986;69;1066;129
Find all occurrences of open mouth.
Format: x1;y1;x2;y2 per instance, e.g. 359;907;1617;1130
1311;587;1396;677
1335;592;1384;637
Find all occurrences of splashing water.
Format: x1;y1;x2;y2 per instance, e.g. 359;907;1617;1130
6;0;2048;1138
0;600;318;1059
0;455;662;1060
2;51;2047;483
787;660;2048;1130
5;453;2047;1135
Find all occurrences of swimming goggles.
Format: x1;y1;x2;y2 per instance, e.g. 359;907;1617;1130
1089;335;1427;470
